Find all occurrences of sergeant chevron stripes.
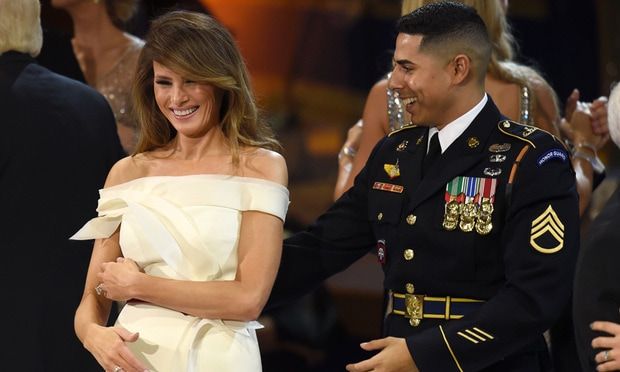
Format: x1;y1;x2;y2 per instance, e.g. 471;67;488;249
530;205;565;254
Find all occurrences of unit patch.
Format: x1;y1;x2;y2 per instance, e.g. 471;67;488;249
377;239;386;264
537;149;568;166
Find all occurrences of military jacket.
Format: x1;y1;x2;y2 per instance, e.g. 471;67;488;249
273;99;579;371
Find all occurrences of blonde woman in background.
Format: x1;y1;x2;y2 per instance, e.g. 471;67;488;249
334;0;608;216
51;0;144;154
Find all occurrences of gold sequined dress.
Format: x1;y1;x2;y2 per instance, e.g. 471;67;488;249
97;35;144;153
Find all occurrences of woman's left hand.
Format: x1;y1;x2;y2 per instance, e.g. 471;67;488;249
591;321;620;371
97;257;141;301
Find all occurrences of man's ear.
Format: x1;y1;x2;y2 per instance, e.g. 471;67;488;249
450;54;471;85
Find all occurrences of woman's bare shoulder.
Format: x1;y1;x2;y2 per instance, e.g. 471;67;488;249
104;153;151;187
239;147;288;187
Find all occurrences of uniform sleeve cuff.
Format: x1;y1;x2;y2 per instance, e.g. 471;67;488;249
406;325;464;372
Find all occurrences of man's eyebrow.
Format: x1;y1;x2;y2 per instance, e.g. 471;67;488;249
393;58;413;66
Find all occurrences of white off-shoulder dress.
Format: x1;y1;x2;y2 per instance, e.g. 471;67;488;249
72;175;289;372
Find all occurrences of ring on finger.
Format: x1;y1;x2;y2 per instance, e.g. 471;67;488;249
604;350;610;362
113;366;124;372
95;283;105;296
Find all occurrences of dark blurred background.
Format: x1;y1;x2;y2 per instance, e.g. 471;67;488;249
39;0;620;227
38;0;620;370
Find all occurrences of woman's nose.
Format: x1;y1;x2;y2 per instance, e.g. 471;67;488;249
171;86;188;106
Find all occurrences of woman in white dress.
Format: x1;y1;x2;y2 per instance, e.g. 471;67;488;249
73;11;288;372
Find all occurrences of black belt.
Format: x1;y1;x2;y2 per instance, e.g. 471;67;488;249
390;291;484;326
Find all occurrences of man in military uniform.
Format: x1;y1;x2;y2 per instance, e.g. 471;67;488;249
268;2;579;371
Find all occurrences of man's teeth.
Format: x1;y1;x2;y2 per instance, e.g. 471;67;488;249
173;107;198;116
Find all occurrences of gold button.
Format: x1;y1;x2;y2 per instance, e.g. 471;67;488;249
406;283;415;294
404;249;414;260
406;214;417;225
377;212;383;221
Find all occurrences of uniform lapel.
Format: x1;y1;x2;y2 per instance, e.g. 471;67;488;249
400;130;427;186
407;99;503;210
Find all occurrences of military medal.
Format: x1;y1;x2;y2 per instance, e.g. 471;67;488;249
475;178;497;235
443;177;464;230
384;159;400;179
443;176;497;234
397;140;409;151
459;177;480;232
443;200;460;231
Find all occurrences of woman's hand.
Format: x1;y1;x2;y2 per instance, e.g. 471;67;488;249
562;89;609;149
560;103;607;151
591;321;620;371
98;257;142;302
83;323;147;372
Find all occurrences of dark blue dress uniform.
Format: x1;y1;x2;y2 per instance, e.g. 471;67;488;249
269;98;579;371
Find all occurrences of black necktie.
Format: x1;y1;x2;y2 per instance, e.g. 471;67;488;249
422;133;441;177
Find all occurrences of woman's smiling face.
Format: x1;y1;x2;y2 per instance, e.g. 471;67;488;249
153;61;222;138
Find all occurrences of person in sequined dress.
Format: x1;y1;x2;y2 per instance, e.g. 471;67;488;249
51;0;144;154
333;0;608;213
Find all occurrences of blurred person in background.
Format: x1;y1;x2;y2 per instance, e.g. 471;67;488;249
0;0;125;369
573;82;620;372
50;0;144;154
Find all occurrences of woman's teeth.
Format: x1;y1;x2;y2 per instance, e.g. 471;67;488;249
172;107;198;116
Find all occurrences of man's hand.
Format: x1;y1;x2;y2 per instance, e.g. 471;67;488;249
345;337;418;372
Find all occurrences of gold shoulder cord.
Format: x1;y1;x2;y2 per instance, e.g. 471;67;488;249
387;124;417;137
505;145;531;208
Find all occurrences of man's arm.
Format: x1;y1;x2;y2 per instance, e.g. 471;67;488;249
266;138;387;310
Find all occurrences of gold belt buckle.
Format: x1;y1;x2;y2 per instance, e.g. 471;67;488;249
405;294;424;327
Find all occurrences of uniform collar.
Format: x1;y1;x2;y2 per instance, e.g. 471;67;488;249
429;94;488;154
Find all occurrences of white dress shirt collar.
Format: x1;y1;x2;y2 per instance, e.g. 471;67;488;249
428;94;488;154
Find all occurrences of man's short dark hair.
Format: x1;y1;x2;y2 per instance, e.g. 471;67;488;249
397;1;492;80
